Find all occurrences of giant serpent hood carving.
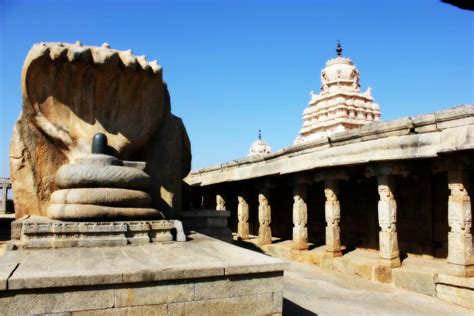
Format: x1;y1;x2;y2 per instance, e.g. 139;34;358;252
11;42;191;219
22;41;166;161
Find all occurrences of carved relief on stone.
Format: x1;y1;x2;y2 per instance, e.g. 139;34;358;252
377;175;400;266
377;182;397;232
258;193;271;226
257;192;272;245
447;170;473;268
237;196;249;223
292;181;309;250
324;183;340;226
292;194;308;227
237;195;250;240
216;194;226;211
324;180;342;255
448;171;472;232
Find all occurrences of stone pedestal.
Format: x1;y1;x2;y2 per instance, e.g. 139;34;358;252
324;179;342;257
377;175;401;268
10;215;184;249
237;195;250;240
258;187;272;246
0;233;286;315
447;170;474;277
292;181;309;250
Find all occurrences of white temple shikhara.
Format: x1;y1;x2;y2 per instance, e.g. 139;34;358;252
294;42;381;144
248;129;271;156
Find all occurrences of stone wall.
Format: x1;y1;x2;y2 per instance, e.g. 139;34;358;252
0;272;283;315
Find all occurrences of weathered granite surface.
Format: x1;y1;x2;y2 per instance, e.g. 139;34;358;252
187;105;474;186
0;233;286;315
10;42;191;219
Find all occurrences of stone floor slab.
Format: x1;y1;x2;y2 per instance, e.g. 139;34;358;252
1;233;287;290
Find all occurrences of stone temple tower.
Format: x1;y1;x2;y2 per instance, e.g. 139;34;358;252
249;130;271;156
294;42;381;144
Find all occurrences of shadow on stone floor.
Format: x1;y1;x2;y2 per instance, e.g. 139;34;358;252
283;298;317;315
230;239;266;255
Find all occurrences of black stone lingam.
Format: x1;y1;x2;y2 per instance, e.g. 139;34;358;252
91;133;108;154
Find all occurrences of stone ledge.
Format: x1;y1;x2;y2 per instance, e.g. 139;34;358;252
186;105;474;186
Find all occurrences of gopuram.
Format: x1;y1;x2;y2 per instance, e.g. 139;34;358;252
0;42;286;315
187;45;474;310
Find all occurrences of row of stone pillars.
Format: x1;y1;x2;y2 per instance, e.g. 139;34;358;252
210;168;472;276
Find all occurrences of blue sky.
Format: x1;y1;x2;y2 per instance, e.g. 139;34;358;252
0;0;472;178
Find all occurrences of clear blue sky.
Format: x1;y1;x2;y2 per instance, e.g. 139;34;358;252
0;0;473;178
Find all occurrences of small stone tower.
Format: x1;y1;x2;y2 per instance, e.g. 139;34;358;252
249;130;271;156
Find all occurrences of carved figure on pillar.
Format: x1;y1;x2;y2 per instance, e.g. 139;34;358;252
377;175;401;268
258;192;272;245
292;183;309;250
447;170;473;277
216;194;226;211
237;195;250;240
324;180;342;256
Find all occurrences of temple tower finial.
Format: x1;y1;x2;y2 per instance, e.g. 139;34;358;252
336;40;343;57
258;129;262;140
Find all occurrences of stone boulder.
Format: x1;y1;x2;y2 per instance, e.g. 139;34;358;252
10;42;191;219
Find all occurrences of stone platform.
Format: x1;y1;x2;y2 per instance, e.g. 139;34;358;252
235;235;474;310
252;239;392;283
0;233;286;315
10;215;185;249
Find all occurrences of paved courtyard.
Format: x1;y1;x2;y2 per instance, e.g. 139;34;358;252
283;260;473;316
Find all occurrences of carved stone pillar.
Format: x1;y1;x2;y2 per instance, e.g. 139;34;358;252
257;185;272;246
447;170;473;276
377;175;401;267
216;194;226;211
324;179;342;257
292;179;308;250
237;195;250;240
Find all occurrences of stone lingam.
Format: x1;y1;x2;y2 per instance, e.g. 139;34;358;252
9;41;191;248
